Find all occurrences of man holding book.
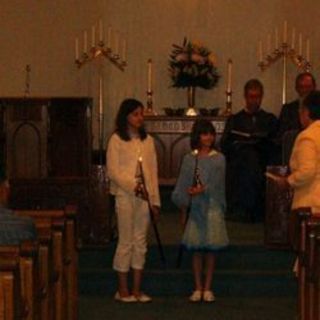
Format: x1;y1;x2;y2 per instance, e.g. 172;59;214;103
220;79;278;222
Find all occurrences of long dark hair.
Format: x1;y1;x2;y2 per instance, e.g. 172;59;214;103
190;119;216;150
115;98;147;141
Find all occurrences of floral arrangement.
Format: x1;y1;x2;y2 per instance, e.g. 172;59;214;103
168;38;220;89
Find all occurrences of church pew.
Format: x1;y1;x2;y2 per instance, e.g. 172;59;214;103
14;206;78;320
294;208;320;320
63;205;78;320
0;256;19;320
0;240;38;320
15;210;66;320
293;209;311;320
304;218;320;320
315;234;320;320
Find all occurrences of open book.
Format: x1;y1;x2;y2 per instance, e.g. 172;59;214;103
231;130;269;138
265;172;284;181
231;130;251;138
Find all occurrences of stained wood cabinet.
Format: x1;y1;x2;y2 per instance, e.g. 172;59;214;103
0;97;92;179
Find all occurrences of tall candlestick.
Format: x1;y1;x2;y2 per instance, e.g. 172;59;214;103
107;26;112;48
75;37;79;60
122;39;127;61
227;59;232;92
91;25;95;47
291;27;296;49
267;34;271;53
147;59;152;92
283;20;288;43
306;38;310;61
84;30;88;53
114;31;119;55
298;33;302;55
99;75;103;115
99;19;103;42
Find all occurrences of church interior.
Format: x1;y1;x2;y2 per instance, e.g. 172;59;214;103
0;1;320;319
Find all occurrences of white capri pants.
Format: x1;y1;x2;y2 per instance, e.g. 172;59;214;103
113;193;150;272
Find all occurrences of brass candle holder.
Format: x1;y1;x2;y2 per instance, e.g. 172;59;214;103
144;90;156;115
75;40;127;71
224;90;232;116
257;24;311;104
258;42;311;72
74;24;127;163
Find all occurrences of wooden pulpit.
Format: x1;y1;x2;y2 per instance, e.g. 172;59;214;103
265;165;293;248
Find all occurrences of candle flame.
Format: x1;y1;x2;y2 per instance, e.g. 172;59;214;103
138;156;143;162
194;149;198;155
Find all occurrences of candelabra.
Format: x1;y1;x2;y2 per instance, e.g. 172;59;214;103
257;22;311;104
259;43;311;72
74;24;127;163
75;39;127;71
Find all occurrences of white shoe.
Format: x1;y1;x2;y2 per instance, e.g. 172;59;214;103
189;290;202;302
203;290;215;302
136;293;152;303
114;292;137;303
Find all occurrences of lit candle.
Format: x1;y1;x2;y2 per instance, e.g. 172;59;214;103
75;37;79;60
291;27;296;49
306;38;310;61
91;25;96;47
298;33;302;55
147;59;152;92
258;40;263;62
227;59;232;92
283;20;288;43
275;28;279;49
99;19;103;42
107;26;112;48
83;30;88;53
122;38;127;61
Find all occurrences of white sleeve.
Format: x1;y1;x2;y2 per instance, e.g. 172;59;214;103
106;135;136;194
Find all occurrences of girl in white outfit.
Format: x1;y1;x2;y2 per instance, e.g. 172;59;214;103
107;98;160;303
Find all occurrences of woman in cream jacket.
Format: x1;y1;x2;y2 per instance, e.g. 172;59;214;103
287;90;320;213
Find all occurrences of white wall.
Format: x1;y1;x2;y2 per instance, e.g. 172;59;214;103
0;0;319;147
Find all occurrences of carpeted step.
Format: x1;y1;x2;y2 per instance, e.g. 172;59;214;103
79;244;295;271
78;244;297;297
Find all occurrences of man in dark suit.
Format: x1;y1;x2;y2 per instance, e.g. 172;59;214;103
221;79;278;222
277;72;316;163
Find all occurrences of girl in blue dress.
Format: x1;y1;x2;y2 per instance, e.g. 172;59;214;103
172;119;229;302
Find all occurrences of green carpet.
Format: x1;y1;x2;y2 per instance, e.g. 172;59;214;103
78;193;298;319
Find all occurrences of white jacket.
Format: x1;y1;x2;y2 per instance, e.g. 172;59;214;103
106;133;160;207
288;120;320;213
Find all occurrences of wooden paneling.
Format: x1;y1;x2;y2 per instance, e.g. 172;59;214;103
0;97;92;180
48;98;91;177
